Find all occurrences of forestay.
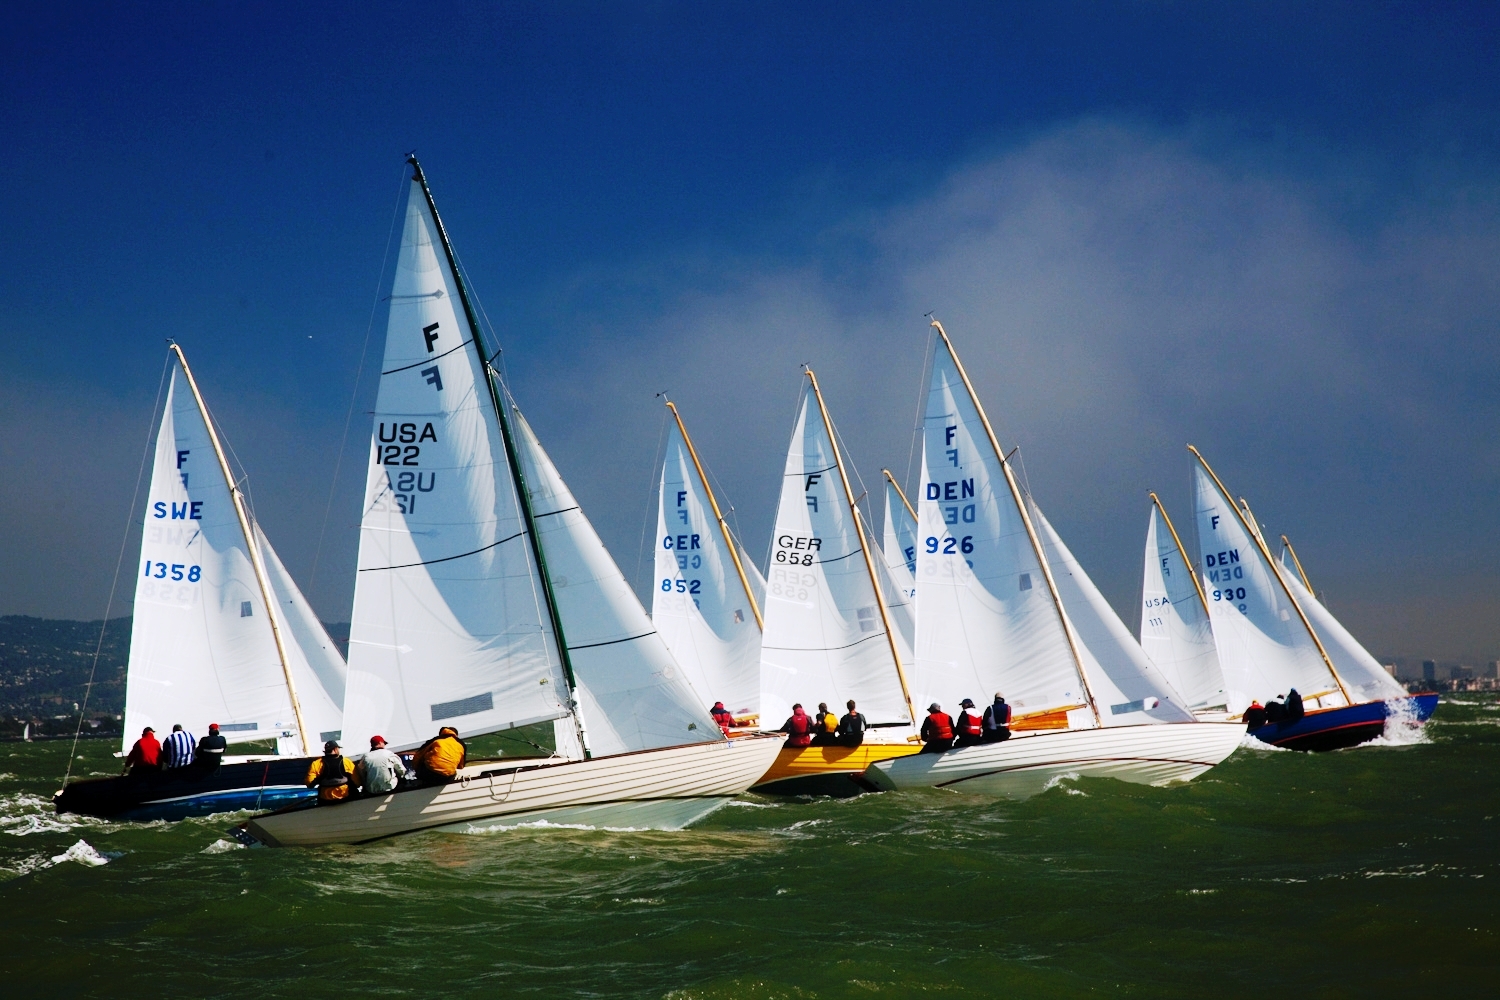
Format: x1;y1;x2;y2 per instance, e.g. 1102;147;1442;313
513;410;722;755
123;368;316;750
1191;463;1340;713
881;479;918;652
652;420;764;718
1140;504;1226;711
760;385;910;726
1280;555;1407;705
343;180;572;754
911;338;1085;721
1030;503;1193;724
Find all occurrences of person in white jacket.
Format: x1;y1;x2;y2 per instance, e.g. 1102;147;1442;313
357;735;406;794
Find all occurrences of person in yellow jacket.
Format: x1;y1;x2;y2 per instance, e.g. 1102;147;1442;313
413;726;467;785
306;740;358;804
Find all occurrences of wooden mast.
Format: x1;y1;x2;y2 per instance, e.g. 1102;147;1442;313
1187;446;1353;705
1148;491;1210;617
1280;534;1314;592
804;369;917;725
928;319;1102;726
169;343;312;756
882;469;918;523
407;156;591;757
664;400;763;631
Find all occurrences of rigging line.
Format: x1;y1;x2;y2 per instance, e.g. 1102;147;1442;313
763;632;887;654
903;323;937;495
808;548;864;566
568;631;655;652
784;462;839;479
635;404;671;603
381;338;474;375
309;164;407;595
358;529;527;572
64;353;173;786
531;505;581;519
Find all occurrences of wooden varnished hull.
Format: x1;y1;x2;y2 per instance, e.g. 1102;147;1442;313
238;733;785;847
750;742;921;797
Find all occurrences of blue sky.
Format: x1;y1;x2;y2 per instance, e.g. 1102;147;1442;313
3;2;1499;661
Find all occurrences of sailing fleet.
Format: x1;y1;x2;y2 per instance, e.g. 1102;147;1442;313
52;159;1435;843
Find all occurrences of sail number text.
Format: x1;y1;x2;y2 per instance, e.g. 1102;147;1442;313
1204;548;1248;611
774;535;822;565
924;535;974;555
143;561;201;582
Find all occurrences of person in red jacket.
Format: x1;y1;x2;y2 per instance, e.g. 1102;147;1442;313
953;698;984;747
920;703;955;754
779;703;813;748
124;727;161;774
709;702;735;735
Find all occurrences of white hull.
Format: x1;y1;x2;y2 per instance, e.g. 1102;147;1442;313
864;722;1244;799
242;733;784;847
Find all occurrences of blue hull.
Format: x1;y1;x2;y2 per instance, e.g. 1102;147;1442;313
1248;693;1438;752
54;757;316;822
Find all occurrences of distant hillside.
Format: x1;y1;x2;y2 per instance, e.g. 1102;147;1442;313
0;616;351;729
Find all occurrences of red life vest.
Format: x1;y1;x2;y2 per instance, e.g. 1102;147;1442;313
784;711;812;747
710;707;734;733
957;711;982;737
927;711;954;741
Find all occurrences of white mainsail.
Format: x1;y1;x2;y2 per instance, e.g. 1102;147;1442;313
342;179;572;753
1280;566;1406;705
759;380;911;727
123;361;341;752
1029;502;1194;723
512;409;722;756
911;337;1088;721
652;415;764;718
1190;460;1342;713
880;476;918;653
1140;501;1226;711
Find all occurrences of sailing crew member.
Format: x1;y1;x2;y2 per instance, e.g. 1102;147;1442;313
1265;697;1286;723
954;699;984;747
1284;689;1305;723
779;704;813;748
1242;701;1268;730
982;693;1012;743
710;702;736;735
413;726;467;785
836;700;867;747
306;740;357;804
920;703;955;754
162;724;197;770
124;727;160;774
357;735;405;794
811;702;839;746
194;723;228;769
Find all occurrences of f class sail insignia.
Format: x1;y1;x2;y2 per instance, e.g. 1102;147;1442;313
54;344;347;821
240;158;783;847
866;319;1244;799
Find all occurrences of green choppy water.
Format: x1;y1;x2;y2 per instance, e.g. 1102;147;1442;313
1;700;1496;998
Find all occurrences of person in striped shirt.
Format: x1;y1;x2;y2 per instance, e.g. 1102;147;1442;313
162;724;197;769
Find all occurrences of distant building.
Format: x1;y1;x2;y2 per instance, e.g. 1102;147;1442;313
1383;663;1398;677
1453;666;1474;680
1423;660;1437;681
1486;661;1499;679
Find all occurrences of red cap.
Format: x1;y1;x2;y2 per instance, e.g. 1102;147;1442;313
208;723;220;731
370;735;387;747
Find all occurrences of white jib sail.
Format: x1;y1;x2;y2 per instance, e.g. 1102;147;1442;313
760;385;911;727
1191;464;1341;713
254;523;347;743
1279;554;1407;705
1029;502;1194;724
1140;504;1226;711
123;368;303;750
881;480;918;653
342;179;572;754
512;409;722;756
911;339;1086;722
652;421;763;718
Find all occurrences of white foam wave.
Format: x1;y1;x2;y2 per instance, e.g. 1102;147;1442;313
723;799;781;809
1376;698;1430;746
1237;733;1288;751
51;839;115;867
200;838;244;854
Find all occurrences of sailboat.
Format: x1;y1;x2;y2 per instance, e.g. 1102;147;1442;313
54;345;346;821
1139;493;1228;714
651;400;766;725
866;321;1243;798
880;470;919;652
1189;448;1436;750
749;370;921;795
239;158;781;847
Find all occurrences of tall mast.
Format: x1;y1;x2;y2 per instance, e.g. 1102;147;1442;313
1149;491;1211;618
882;469;918;524
929;319;1101;726
1280;534;1314;592
169;343;311;756
1187;446;1352;705
406;156;590;757
664;400;763;631
804;369;917;724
